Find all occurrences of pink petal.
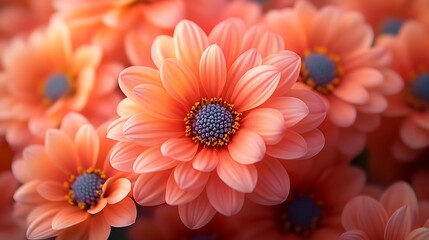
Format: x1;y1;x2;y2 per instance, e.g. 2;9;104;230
216;150;257;193
104;178;131;204
116;98;143;117
106;117;128;142
133;146;177;173
52;207;89;230
87;198;107;215
348;68;384;88
266;129;307;159
208;18;246;67
241;108;285;145
14;181;46;204
262;96;309;128
103;197;136;227
242;25;284;57
160;58;200;106
151;35;176;69
89;214;111;240
384;206;412;240
231;65;280;112
379;69;404;96
70;45;101;75
133;171;169;206
173;20;209;75
406;228;429;240
380;181;419;218
206;173;245;216
47;19;71;68
160;137;198;162
400;119;429;149
228;129;266;164
60;112;90;138
36;181;66;202
192;148;220;172
246;158;290;205
132;83;185;121
144;0;184;28
178;193;216;230
46;129;78;174
299;129;325;159
123;114;183;146
74;124;99;169
342;196;388;240
21;145;64;181
340;230;370;240
165;172;203;205
333;80;370;105
356;92;388;114
328;97;357;128
118;66;162;98
174;161;210;190
262;50;301;94
26;208;59;239
110;142;144;173
199;44;227;97
224;48;262;100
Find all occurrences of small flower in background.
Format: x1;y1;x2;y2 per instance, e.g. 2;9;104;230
263;1;403;162
0;18;123;151
341;181;429;240
107;17;326;228
12;113;136;239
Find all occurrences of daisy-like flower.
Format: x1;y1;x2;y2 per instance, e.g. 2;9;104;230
375;22;429;161
108;18;326;229
263;1;403;160
341;181;429;240
228;163;365;240
12;113;136;239
0;18;123;150
335;0;429;36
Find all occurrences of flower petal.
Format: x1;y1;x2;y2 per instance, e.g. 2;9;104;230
216;150;257;193
118;66;162;98
400;119;429;149
89;214;110;240
262;96;309;128
74;124;99;169
174;161;210;190
333;80;369;105
36;181;66;202
52;207;89;230
227;129;266;164
380;181;419;218
133;171;169;206
192;148;220;172
110;142;144;173
104;178;131;204
328;97;357;128
106;117;128;142
241;108;284;145
133;146;177;173
160;137;198;162
242;25;284;57
406;228;429;240
231;65;280;112
384;206;412;240
46;129;78;174
26;208;60;239
178;193;216;230
199;44;227;97
340;230;370;240
103;197;137;227
299;129;325;159
151;35;176;69
206;173;245;216
165;172;203;205
266;129;307;159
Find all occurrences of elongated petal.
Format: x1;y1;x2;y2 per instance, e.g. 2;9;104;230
110;142;144;173
161;58;200;106
263;50;301;94
74;124;99;169
174;161;210;190
106;117;128;142
406;228;429;240
334;80;370;105
216;150;257;193
89;214;110;240
165;173;203;205
133;146;177;173
36;181;66;202
400;119;429;149
52;207;89;230
380;181;418;218
27;208;60;239
262;97;309;128
241;108;284;145
133;171;169;206
384;206;412;240
161;137;198;162
247;158;290;205
192;148;220;172
151;35;175;69
266;129;307;159
199;44;227;97
60;112;89;138
103;197;136;227
46;129;78;174
242;25;284;57
118;66;162;97
299;129;325;159
178;193;216;230
227;129;266;165
206;173;245;216
328;97;357;127
340;230;370;240
104;178;131;204
231;65;280;112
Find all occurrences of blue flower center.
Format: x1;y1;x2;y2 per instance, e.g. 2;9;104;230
301;50;342;94
380;17;403;35
66;170;106;210
43;73;72;103
185;98;240;148
406;73;429;110
280;197;322;234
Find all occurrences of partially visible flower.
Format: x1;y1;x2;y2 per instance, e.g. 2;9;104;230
263;1;403;161
0;18;123;150
375;22;429;161
108;18;326;229
0;171;25;240
13;113;136;239
229;163;365;240
341;181;429;240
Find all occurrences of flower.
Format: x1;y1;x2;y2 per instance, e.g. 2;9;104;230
228;163;365;239
375;21;429;161
263;1;403;161
108;18;326;229
12;113;136;239
341;181;429;240
0;18;123;150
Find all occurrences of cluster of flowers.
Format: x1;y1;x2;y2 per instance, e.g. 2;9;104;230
1;0;429;239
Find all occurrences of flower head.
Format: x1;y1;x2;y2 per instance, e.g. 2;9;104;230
108;18;326;229
13;113;136;239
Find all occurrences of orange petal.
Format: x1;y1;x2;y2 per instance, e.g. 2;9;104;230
106;117;128;142
36;181;67;202
52;207;89;230
26;208;60;239
133;171;169;206
242;25;284;58
133;146;177;173
262;96;309;129
60;112;89;138
110;142;144;173
74;124;99;169
165;172;203;205
174;161;210;190
199;44;227;97
104;178;131;205
89;214;111;239
384;206;412;240
144;0;184;28
227;129;266;164
118;66;162;98
192;148;220;172
151;35;175;69
160;137;198;162
328;97;357;128
178;193;216;230
46;129;78;174
103;197;136;227
333;80;370;105
206;173;245;216
241;108;284;145
380;181;418;217
266;129;307;159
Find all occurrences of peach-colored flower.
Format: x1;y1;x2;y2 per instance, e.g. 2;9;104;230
341;181;429;240
335;0;429;36
0;18;123;151
12;113;136;239
228;164;365;240
108;18;326;229
0;171;25;240
263;1;403;161
375;22;429;161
